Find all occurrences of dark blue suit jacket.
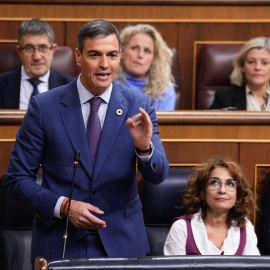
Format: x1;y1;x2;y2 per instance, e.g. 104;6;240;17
0;67;74;109
6;79;169;262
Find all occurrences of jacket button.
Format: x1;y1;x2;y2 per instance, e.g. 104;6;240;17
92;190;97;195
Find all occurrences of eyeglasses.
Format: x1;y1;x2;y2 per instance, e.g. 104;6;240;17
20;45;52;55
207;178;238;192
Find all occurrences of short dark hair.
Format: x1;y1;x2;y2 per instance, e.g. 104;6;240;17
18;18;55;47
77;20;121;53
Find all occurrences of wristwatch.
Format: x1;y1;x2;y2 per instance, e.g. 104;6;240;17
135;142;153;155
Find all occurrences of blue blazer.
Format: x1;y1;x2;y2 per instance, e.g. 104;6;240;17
0;67;74;109
6;79;169;262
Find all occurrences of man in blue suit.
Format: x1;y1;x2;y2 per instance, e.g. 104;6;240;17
0;19;73;109
6;20;169;263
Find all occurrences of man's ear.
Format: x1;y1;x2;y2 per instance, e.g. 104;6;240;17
51;43;57;55
75;48;81;67
16;45;21;56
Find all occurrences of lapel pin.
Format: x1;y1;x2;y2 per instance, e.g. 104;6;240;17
116;109;123;116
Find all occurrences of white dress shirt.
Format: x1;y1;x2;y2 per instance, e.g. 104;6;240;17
20;66;50;110
246;85;270;111
164;211;260;256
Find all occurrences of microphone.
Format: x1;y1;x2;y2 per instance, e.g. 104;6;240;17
62;150;80;259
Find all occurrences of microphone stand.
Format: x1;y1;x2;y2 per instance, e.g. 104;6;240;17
62;150;80;259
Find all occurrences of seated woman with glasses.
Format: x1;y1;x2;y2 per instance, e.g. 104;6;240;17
164;157;260;255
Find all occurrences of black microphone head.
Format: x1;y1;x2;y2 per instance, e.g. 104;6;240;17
74;150;80;162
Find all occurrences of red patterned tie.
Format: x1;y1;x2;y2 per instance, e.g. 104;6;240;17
87;97;103;164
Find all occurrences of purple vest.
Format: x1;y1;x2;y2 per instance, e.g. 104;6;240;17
175;215;246;255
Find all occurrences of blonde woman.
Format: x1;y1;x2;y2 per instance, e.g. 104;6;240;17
116;24;176;110
210;37;270;110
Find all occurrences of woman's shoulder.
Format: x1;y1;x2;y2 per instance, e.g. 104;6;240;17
216;84;245;95
244;218;255;230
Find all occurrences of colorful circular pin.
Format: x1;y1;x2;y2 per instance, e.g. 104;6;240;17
116;109;123;115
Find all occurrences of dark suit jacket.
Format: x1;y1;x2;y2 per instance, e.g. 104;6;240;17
209;85;246;110
0;67;74;109
6;79;169;262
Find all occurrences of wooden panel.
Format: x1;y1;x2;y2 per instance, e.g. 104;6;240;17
163;142;239;164
178;22;270;109
0;21;66;46
2;2;270;108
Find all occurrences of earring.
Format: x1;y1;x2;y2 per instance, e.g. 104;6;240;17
202;199;206;208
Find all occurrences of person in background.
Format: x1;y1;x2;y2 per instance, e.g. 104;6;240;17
164;157;260;255
5;19;169;264
116;24;176;110
210;37;270;111
0;18;74;109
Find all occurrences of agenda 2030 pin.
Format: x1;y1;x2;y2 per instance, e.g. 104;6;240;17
116;109;123;115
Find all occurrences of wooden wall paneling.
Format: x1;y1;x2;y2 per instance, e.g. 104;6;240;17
0;20;68;46
49;22;66;45
178;22;270;109
2;3;270;20
239;143;270;253
65;22;178;49
0;21;22;40
3;19;270;109
163;142;239;164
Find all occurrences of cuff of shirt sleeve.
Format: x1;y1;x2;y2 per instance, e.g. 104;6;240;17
136;142;154;163
54;196;66;218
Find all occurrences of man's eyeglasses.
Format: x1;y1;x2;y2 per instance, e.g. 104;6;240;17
207;178;238;192
20;45;52;55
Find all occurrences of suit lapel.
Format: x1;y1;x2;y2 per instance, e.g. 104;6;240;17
234;85;247;110
3;68;21;109
60;81;93;178
48;70;60;89
93;83;128;180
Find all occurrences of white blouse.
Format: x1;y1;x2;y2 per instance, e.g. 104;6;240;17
163;212;260;256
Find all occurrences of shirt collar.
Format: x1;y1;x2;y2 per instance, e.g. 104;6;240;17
246;84;270;96
76;74;112;105
21;65;50;83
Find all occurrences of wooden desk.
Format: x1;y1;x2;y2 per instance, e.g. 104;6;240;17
1;110;270;251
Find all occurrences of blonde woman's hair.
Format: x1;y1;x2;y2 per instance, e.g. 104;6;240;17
230;37;270;86
116;24;175;102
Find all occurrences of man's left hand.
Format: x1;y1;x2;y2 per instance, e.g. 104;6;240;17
126;107;153;151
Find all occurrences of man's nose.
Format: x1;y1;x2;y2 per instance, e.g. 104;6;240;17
32;49;42;59
99;56;109;68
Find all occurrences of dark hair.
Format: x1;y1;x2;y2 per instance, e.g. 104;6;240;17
182;156;256;228
77;20;121;53
18;18;55;47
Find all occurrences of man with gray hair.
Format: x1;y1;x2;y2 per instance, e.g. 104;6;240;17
0;18;73;109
